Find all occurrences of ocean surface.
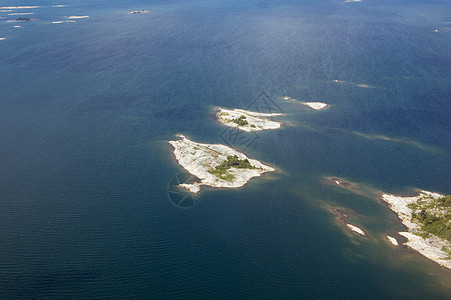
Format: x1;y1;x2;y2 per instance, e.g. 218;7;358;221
1;0;450;298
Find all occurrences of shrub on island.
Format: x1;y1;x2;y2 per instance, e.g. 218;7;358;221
208;155;255;181
408;194;451;243
232;115;249;126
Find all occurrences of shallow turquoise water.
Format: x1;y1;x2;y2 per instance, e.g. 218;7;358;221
0;0;450;298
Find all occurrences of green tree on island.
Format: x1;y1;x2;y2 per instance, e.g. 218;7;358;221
408;195;451;243
232;115;249;126
208;155;255;181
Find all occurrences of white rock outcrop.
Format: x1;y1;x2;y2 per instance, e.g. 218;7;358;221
169;135;274;193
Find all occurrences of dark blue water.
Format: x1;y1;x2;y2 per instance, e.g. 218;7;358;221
1;0;450;298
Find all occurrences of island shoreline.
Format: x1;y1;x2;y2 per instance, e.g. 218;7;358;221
168;135;276;193
381;191;451;270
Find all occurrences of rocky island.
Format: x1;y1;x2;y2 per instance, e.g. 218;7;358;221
387;236;399;246
11;17;38;22
331;79;375;89
216;107;283;131
169;135;274;193
67;16;90;19
52;20;76;24
382;191;451;269
329;206;367;237
0;6;40;9
128;10;150;14
282;96;328;110
346;224;366;236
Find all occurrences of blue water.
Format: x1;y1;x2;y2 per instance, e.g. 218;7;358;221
1;0;450;298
